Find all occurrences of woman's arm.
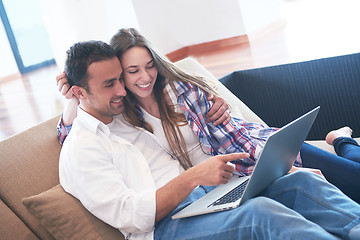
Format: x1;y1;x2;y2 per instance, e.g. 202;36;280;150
57;72;79;126
56;72;79;144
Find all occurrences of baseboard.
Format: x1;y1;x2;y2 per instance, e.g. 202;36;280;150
166;35;249;62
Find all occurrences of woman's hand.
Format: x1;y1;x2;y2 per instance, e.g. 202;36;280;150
206;94;231;126
288;165;327;180
56;71;79;126
56;71;78;102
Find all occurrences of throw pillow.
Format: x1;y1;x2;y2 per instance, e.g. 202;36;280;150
22;184;124;240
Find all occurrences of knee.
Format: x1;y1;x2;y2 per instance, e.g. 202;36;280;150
242;197;293;220
244;197;281;214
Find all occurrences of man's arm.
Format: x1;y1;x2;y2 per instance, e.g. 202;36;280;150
61;126;249;230
155;152;249;222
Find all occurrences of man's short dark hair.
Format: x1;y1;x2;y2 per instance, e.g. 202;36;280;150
65;40;117;92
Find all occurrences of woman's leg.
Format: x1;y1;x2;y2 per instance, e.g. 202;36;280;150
333;137;360;163
325;126;360;163
300;142;360;203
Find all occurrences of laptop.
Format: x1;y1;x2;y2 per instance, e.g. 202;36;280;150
172;106;320;219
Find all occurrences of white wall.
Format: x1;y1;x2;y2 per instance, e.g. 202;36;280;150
37;0;139;70
18;0;283;72
132;0;247;54
0;18;18;78
238;0;284;40
1;0;283;78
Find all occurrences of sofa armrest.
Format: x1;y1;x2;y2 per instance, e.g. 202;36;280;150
0;116;61;239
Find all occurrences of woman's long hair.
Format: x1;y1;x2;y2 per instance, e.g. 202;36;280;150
110;28;217;170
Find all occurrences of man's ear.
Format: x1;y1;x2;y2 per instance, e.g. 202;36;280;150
71;86;87;100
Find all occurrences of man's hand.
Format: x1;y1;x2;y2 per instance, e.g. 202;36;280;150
288;165;327;180
155;152;250;222
206;94;231;126
189;152;250;186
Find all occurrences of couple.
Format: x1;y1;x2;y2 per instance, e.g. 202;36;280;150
58;28;360;239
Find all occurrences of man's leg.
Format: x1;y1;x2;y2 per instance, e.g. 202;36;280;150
261;170;360;240
155;186;338;240
300;142;360;203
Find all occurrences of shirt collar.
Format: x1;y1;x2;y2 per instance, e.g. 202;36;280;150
76;107;111;136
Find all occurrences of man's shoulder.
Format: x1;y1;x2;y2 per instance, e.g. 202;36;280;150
63;122;107;151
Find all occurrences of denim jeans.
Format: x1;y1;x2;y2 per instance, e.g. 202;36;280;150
154;171;360;240
300;142;360;203
333;137;360;164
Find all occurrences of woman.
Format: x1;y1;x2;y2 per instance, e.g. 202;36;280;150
57;28;359;202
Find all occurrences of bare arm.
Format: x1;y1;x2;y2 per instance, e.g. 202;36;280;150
155;152;249;222
56;72;79;126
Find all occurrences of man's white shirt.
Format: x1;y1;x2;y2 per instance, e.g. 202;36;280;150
59;108;158;240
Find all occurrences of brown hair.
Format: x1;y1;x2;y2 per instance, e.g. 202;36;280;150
110;28;217;170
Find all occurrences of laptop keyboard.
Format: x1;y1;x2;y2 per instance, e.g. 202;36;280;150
208;178;250;207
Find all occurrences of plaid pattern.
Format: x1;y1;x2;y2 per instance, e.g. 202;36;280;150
57;115;72;145
57;81;302;175
174;81;302;175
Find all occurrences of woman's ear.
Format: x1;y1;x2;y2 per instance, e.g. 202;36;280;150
72;86;87;100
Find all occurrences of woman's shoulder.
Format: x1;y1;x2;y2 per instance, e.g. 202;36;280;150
171;80;201;95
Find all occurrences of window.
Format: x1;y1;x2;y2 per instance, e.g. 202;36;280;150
0;0;55;74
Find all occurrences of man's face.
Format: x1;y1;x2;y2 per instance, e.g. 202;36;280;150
79;57;126;124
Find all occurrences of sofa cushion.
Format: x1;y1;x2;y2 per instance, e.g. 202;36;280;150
22;184;125;240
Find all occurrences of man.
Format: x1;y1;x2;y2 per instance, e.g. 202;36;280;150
59;40;360;240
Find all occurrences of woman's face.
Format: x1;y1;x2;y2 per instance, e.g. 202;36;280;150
120;46;158;102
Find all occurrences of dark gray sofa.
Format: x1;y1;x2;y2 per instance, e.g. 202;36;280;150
220;52;360;140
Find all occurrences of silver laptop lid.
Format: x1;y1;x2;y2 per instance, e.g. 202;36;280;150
239;106;320;204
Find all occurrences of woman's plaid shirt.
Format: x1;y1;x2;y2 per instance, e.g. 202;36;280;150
173;81;302;175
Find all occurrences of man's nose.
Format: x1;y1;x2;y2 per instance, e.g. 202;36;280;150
115;81;127;97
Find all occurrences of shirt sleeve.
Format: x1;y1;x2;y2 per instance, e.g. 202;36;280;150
56;114;72;145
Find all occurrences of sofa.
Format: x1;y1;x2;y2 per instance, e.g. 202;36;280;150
219;52;360;141
0;56;359;240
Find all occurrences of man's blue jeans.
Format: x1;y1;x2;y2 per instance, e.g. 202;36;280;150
154;171;360;240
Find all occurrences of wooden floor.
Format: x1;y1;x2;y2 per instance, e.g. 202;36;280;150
1;0;360;141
